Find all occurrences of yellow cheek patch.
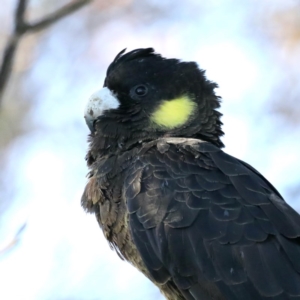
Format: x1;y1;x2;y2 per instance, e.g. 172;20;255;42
150;95;196;129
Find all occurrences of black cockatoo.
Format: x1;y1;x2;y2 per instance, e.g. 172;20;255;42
82;48;300;300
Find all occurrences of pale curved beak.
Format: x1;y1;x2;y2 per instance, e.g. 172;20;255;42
84;87;120;132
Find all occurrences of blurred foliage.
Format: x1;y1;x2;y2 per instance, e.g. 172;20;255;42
256;2;300;124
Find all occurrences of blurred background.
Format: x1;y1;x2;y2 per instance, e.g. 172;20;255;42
0;0;300;299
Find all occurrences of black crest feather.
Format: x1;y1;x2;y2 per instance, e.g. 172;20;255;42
107;48;159;76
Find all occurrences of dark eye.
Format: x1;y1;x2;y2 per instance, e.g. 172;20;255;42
134;85;148;96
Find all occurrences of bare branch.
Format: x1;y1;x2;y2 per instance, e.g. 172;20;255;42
0;36;20;102
27;0;93;32
0;0;93;106
14;0;29;34
0;223;27;255
0;0;28;101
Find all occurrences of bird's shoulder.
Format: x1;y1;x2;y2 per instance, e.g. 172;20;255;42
124;137;300;299
125;137;300;234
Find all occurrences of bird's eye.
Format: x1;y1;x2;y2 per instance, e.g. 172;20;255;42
134;85;148;97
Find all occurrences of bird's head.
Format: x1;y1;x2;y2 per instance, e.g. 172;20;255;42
84;48;224;157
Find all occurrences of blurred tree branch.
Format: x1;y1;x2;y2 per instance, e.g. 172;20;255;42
0;223;27;256
0;0;93;106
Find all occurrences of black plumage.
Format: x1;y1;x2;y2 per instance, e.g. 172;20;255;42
82;48;300;299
